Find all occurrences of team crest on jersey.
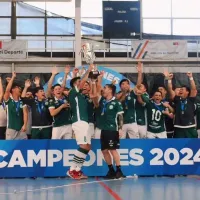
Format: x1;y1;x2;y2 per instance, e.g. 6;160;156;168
109;105;114;109
111;102;116;105
45;101;48;106
49;99;53;103
128;96;131;100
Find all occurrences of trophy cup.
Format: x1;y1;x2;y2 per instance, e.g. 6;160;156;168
81;43;100;79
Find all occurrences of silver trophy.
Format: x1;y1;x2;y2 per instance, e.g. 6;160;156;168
81;43;100;79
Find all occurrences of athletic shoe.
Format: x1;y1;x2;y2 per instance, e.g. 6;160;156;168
115;170;126;179
77;171;88;179
67;170;81;180
104;169;116;179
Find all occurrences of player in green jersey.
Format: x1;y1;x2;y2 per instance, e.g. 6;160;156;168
166;72;197;138
49;84;72;139
4;72;28;140
137;88;174;138
67;65;93;180
81;81;95;139
93;83;125;179
118;79;139;139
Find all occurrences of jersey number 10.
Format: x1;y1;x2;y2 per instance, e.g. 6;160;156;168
152;109;162;121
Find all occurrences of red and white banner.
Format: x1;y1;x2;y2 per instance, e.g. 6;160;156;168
0;40;26;59
131;40;188;60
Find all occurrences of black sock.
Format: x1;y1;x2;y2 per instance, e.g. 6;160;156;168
108;164;114;171
116;165;121;171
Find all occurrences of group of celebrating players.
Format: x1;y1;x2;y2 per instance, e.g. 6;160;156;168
0;62;199;180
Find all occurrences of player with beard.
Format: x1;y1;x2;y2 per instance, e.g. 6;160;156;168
137;88;174;139
92;83;125;179
22;80;52;139
81;81;95;139
167;72;197;138
4;72;28;140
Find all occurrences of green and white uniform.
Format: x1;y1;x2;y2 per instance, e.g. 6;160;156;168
121;90;139;139
142;94;167;138
99;97;124;131
174;96;197;138
195;100;200;138
69;87;90;144
5;97;27;140
84;95;95;139
135;92;149;138
48;96;72;139
94;97;104;139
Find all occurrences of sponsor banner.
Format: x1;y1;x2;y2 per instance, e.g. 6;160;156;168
43;66;135;92
131;40;188;59
0;139;200;177
0;40;26;59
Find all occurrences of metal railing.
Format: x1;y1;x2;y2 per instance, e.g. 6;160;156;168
1;38;200;60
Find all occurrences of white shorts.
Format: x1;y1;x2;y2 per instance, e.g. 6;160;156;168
72;121;90;145
198;129;200;138
88;123;95;139
52;124;72;139
138;125;147;138
122;123;139;139
94;127;101;139
147;131;167;139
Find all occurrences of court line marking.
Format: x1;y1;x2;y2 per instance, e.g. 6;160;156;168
0;177;130;195
95;177;122;200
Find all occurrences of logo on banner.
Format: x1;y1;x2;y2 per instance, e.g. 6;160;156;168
43;66;135;92
0;40;27;59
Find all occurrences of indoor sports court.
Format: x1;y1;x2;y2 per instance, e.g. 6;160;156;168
0;0;200;200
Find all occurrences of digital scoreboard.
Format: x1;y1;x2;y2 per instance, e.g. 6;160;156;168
103;1;141;39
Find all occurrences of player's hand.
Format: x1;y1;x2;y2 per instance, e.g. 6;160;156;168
89;64;94;72
21;124;27;133
25;79;31;88
52;66;58;75
33;76;40;86
119;129;123;138
162;102;170;108
65;65;70;74
187;72;193;78
12;71;16;78
73;68;79;77
62;103;70;109
168;73;173;80
6;77;11;83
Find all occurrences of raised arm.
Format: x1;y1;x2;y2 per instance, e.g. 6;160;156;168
61;65;70;90
46;66;58;98
137;62;143;85
187;72;196;97
33;76;40;87
79;64;93;90
164;70;175;100
4;71;16;101
21;79;31;98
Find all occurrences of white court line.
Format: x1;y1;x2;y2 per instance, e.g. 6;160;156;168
0;177;133;195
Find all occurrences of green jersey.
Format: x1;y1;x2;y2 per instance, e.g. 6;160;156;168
121;91;137;124
142;95;166;133
195;99;200;129
6;97;25;131
69;87;88;123
48;96;72;127
135;92;149;125
84;95;94;123
95;97;104;129
100;97;124;131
